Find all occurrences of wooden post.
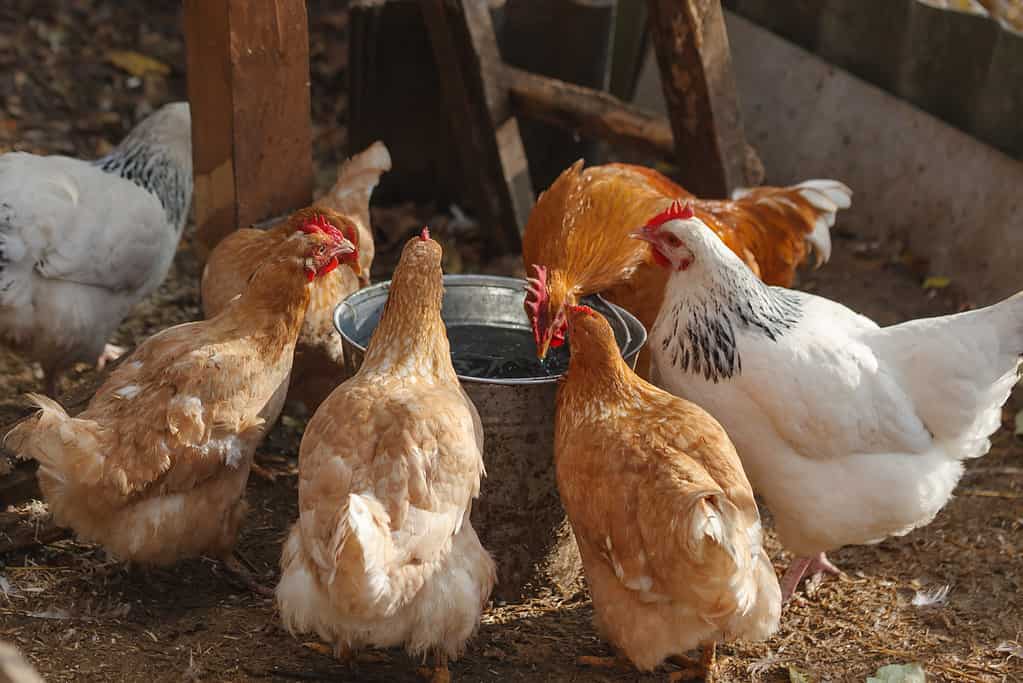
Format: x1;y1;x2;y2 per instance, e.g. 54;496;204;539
184;0;314;260
505;67;675;160
646;0;751;197
421;0;534;256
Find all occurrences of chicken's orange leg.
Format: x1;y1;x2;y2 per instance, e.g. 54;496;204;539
417;650;450;683
668;643;716;682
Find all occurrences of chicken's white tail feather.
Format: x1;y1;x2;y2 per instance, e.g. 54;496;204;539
686;491;766;620
346;493;396;611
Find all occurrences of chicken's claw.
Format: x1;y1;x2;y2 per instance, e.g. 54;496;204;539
96;344;126;371
220;553;274;597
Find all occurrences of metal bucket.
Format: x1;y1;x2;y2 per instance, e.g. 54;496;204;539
334;274;646;600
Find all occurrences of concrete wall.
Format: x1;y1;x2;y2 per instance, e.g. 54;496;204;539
634;12;1023;303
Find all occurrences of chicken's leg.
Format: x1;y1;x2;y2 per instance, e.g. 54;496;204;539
220;553;274;597
96;343;126;371
668;643;716;682
781;552;841;601
417;650;450;683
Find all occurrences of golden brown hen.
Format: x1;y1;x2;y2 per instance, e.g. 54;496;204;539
555;305;780;680
522;161;851;374
5;221;357;594
201;141;391;410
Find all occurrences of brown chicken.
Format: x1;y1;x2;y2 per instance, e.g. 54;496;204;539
276;229;495;683
555;305;781;680
522;161;851;373
201;141;390;409
4;219;357;594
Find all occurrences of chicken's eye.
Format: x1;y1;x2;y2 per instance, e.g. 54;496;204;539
316;245;326;255
665;235;682;248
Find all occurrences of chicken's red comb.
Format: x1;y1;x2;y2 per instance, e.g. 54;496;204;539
524;264;549;319
420;226;431;241
567;304;597;317
297;212;346;242
646;199;694;229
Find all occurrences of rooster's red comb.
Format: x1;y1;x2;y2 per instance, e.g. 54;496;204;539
524;264;549;319
297;212;346;243
420;226;431;241
646;199;694;229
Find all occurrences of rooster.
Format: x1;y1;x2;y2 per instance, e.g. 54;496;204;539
277;229;495;683
636;201;1023;600
0;102;192;395
522;161;851;375
201;141;390;410
555;304;780;680
4;217;358;595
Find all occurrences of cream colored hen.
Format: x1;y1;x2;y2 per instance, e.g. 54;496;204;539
5;220;357;594
276;229;495;682
555;305;780;680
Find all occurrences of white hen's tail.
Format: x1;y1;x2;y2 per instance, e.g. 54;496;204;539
871;290;1023;458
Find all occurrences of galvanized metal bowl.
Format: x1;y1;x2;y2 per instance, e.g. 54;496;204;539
333;274;646;599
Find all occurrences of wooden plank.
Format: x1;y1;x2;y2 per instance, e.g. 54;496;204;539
494;0;616;189
421;0;534;256
505;67;675;160
646;0;751;197
184;0;314;261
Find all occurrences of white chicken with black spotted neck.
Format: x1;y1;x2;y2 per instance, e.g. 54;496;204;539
0;102;192;395
635;200;1023;601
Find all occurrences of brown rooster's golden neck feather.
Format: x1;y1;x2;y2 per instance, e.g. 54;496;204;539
362;236;453;380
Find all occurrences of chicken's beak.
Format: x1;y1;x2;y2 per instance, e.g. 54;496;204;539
333;241;361;276
630;225;659;244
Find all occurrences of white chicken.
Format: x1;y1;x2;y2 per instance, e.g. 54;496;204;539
0;102;192;395
276;229;495;682
636;201;1023;600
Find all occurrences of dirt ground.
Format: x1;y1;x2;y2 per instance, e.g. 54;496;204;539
2;2;1022;682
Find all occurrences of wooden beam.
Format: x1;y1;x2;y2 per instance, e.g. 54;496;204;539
505;67;675;160
184;0;314;260
646;0;751;197
421;0;534;256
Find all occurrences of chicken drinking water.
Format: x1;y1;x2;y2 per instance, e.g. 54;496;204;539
522;160;852;376
555;304;780;680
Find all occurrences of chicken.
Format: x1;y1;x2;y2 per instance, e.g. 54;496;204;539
636;203;1023;600
4;218;357;594
554;304;780;680
522;160;851;376
201;142;390;410
276;228;495;683
0;102;192;396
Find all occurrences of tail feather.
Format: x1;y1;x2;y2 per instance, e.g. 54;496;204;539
315;141;392;219
4;393;107;491
728;178;853;269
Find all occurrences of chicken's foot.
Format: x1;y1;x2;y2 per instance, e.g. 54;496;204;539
417;650;450;683
220;553;274;597
781;551;841;601
577;655;632;670
96;343;126;371
667;643;715;682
